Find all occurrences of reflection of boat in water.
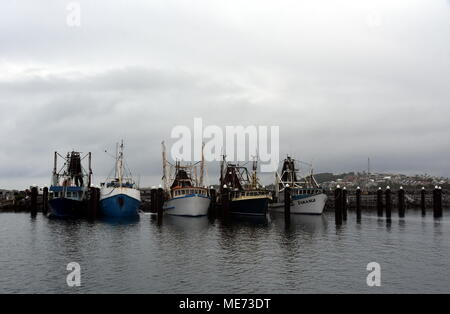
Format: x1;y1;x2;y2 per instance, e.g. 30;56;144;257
269;156;327;215
161;142;211;217
100;215;140;225
219;156;271;216
270;212;328;234
99;141;141;218
228;214;269;226
161;215;210;233
48;151;92;218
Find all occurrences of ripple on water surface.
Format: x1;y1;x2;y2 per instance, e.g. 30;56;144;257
0;210;449;293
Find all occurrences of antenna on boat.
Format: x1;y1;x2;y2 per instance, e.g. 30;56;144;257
162;141;169;191
114;142;119;179
52;151;58;186
199;142;205;187
88;152;92;187
117;140;124;187
251;154;259;189
220;154;226;189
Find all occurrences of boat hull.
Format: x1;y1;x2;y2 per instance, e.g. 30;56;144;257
269;193;327;215
48;197;87;218
163;194;211;217
230;197;269;216
100;187;141;218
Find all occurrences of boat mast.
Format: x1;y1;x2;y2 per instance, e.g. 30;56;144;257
88;152;92;187
199;142;205;187
193;162;198;186
220;154;226;190
114;142;119;179
118;140;124;187
251;155;258;189
52;151;58;186
162;141;169;191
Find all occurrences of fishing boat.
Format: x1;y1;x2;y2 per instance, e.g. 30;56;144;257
161;142;211;217
48;151;92;218
269;156;327;215
220;156;271;216
99;141;141;218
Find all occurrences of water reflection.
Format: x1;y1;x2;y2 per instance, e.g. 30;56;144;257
227;215;269;226
99;215;140;226
270;213;328;236
161;215;210;235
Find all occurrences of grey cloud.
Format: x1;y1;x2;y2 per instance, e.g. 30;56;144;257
0;1;449;189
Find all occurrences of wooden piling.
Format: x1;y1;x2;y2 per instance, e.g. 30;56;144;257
385;187;392;222
94;188;100;218
334;186;342;225
377;187;383;217
157;188;164;216
284;185;291;225
433;187;437;217
421;187;426;216
342;187;347;221
398;187;405;218
30;186;38;216
150;188;157;214
434;187;443;218
221;186;230;218
356;187;362;222
42;187;49;215
87;187;99;220
208;188;216;217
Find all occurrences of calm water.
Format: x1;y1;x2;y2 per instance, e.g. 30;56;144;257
0;210;449;293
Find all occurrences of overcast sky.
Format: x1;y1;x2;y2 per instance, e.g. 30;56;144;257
0;0;449;189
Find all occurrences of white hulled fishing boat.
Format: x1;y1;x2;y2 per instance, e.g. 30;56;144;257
161;142;211;217
269;156;327;215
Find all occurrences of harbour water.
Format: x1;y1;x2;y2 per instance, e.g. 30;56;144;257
0;210;449;293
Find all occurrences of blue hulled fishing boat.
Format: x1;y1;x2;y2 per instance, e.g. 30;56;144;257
48;151;92;218
99;141;141;218
219;156;271;216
